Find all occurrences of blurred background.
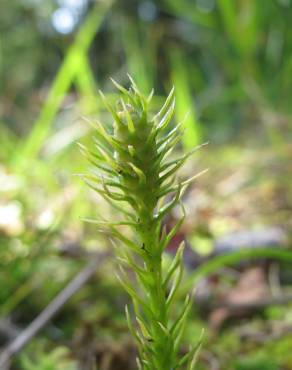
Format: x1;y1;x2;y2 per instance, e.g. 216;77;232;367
0;0;292;369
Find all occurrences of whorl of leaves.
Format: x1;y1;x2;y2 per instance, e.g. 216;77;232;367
80;76;206;370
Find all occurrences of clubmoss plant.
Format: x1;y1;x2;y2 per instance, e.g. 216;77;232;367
80;76;206;370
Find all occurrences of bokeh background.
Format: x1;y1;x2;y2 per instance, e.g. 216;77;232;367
1;0;292;369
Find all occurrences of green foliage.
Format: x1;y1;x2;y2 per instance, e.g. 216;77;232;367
169;48;201;149
1;1;292;369
81;77;206;369
235;353;277;370
12;0;113;170
120;18;155;93
20;345;77;370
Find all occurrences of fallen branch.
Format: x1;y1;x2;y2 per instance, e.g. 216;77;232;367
0;254;107;369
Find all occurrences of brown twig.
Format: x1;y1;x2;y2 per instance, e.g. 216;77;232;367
239;323;292;343
0;254;107;369
211;293;292;311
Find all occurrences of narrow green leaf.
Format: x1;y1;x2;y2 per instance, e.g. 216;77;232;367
163;241;185;289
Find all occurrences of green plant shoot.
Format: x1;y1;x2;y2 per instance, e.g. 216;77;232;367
80;77;206;369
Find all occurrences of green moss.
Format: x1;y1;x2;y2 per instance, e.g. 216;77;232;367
81;77;206;369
